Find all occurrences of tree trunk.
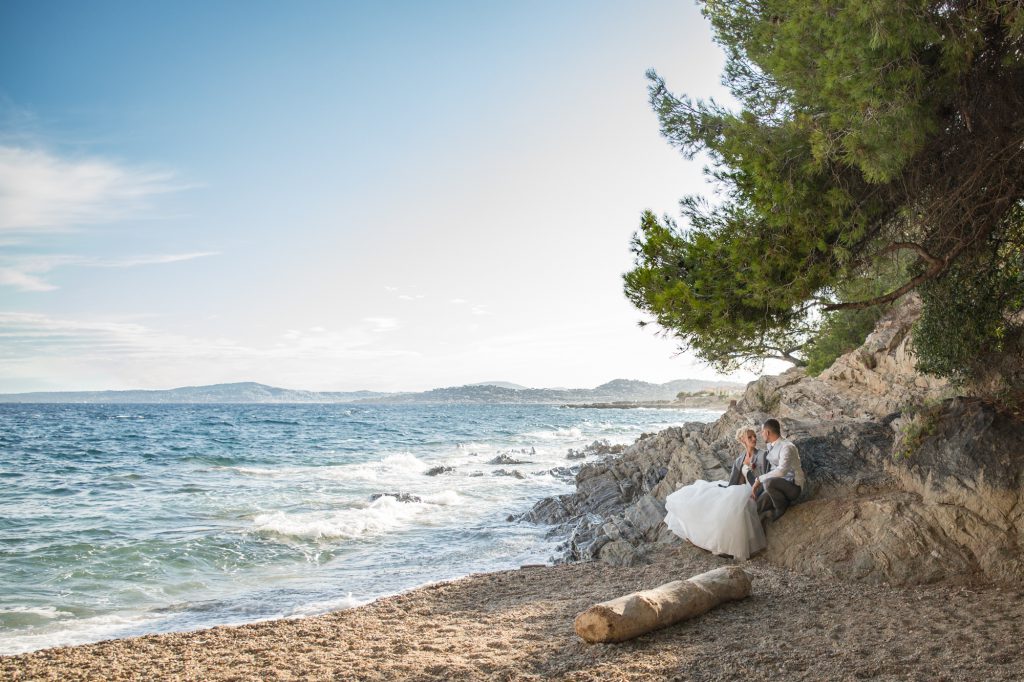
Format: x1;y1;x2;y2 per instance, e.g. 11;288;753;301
573;566;751;643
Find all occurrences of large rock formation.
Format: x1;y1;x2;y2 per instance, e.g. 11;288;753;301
521;298;1024;585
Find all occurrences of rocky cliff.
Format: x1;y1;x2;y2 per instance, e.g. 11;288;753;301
521;297;1024;585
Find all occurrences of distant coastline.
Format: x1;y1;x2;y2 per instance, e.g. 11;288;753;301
563;397;736;410
0;379;746;405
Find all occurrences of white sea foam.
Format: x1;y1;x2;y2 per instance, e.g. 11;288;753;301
524;426;584;440
223;466;284;477
283;593;367;619
216;452;429;484
421;490;463;506
0;610;170;656
0;606;74;621
252;495;438;541
378;452;427;471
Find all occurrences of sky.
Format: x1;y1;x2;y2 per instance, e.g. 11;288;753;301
0;0;785;393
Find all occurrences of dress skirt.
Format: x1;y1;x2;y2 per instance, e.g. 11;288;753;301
663;479;766;561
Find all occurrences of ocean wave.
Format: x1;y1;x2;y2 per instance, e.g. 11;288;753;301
0;606;75;627
215;466;283;477
251;493;453;541
378;452;427;471
523;427;584;440
420;490;463;506
0;610;169;656
212;452;429;483
283;593;366;619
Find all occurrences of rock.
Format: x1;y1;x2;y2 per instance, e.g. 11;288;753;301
489;454;532;465
370;493;421;503
493;469;526;479
597;540;646;567
518;495;574;525
425;466;454;476
566;439;628;460
535;466;578;482
819;294;948;417
624;494;667;538
758;398;1024;585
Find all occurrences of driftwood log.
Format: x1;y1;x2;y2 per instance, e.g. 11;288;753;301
573;566;752;643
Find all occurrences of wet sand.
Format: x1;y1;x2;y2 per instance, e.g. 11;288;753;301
3;546;1022;681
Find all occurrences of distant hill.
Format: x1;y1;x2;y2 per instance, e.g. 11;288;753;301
467;381;529;390
351;378;746;405
0;379;746;405
0;382;394;404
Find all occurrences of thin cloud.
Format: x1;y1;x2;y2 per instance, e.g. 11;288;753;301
0;252;220;292
0;268;57;292
0;145;185;232
92;252;220;268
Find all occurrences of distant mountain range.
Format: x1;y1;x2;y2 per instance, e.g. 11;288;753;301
0;379;746;405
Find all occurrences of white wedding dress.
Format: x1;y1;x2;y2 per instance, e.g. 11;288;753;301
663;480;766;561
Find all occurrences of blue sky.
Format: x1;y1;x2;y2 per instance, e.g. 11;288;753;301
0;1;778;392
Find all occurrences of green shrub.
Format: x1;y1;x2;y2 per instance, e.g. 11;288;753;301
893;399;946;461
803;306;887;376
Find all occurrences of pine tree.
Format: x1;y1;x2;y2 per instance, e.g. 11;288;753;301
626;0;1024;388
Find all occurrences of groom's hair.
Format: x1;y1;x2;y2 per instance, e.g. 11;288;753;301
762;418;782;436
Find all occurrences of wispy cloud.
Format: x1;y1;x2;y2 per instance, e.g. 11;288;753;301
0;143;210;292
0;145;185;232
90;252;219;268
0;268;57;292
0;252;220;292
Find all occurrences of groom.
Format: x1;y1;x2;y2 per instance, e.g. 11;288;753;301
751;418;805;523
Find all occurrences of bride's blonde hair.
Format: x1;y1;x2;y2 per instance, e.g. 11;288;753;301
735;427;756;443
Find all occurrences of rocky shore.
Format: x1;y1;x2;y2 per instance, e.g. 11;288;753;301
519;296;1024;586
4;297;1023;680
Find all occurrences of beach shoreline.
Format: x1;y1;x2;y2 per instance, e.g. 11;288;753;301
3;545;1021;681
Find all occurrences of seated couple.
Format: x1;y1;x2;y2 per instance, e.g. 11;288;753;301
663;418;805;561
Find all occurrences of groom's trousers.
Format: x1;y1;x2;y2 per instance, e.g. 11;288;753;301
756;478;801;520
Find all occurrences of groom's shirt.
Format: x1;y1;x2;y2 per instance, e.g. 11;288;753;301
758;438;805;488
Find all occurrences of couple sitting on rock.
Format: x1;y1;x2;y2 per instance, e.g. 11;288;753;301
663;418;805;561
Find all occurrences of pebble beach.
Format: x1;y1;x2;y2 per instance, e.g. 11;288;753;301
5;545;1022;681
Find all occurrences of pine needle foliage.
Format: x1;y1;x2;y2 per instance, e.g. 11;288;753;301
625;1;1024;381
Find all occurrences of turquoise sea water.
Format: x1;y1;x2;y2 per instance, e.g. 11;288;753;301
0;403;720;654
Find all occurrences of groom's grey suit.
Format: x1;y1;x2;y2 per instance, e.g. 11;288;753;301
727;449;769;487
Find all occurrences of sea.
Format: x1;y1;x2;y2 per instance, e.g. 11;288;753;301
0;402;721;655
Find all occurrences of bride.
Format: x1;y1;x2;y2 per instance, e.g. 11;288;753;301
663;427;767;561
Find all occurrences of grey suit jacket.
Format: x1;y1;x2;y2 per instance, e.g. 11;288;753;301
727;448;769;486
